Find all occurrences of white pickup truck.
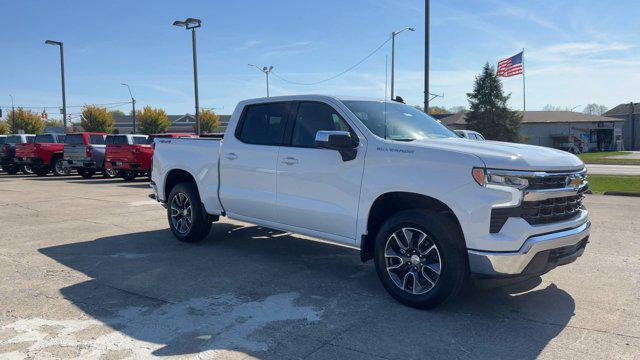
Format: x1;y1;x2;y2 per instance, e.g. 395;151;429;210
151;95;590;308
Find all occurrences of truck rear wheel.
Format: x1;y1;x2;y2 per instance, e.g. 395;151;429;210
373;209;467;309
102;167;118;178
22;165;33;175
167;182;212;243
52;157;70;176
78;169;95;179
5;165;19;175
121;170;137;181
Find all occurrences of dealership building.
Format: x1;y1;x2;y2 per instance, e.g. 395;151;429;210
603;102;640;151
438;111;625;152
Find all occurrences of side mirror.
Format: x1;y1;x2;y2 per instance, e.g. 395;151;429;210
315;130;358;161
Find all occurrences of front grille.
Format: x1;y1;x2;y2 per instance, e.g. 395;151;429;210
490;194;584;233
521;194;584;225
527;175;568;190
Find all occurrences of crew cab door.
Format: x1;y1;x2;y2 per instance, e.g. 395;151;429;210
219;102;290;222
276;101;366;243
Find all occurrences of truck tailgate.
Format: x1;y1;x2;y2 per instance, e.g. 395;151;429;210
64;145;89;162
15;143;36;158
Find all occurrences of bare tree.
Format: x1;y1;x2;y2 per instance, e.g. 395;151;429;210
583;103;608;115
542;104;568;111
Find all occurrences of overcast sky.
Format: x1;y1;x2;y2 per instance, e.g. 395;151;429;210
1;0;639;119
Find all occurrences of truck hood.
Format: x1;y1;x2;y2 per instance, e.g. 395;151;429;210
410;138;585;171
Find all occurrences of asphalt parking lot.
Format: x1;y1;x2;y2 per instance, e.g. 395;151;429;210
0;175;639;359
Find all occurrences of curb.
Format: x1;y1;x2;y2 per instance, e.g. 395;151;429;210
603;191;640;197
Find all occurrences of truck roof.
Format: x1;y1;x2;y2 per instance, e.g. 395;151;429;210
239;94;383;104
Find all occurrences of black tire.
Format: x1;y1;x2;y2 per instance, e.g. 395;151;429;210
51;157;70;176
102;167;118;178
5;165;19;175
22;165;34;175
121;170;137;181
79;169;96;179
34;166;50;177
167;182;212;243
373;209;467;309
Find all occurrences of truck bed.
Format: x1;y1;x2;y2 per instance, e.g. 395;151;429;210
151;137;224;215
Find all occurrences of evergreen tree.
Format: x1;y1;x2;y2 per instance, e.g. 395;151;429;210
466;63;522;142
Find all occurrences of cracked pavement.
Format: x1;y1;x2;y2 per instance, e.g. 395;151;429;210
0;174;639;359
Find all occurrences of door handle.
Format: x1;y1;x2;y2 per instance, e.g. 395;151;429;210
224;152;238;160
281;157;299;165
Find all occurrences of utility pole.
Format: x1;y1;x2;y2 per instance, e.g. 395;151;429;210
9;94;15;133
248;64;274;97
173;18;202;135
121;83;136;133
45;40;67;130
424;0;430;112
390;27;414;100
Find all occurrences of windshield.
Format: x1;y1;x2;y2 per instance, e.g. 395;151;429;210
106;135;128;145
342;100;456;141
35;134;55;143
65;134;85;145
7;135;22;144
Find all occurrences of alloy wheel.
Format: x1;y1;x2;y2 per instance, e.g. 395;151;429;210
384;227;442;295
170;192;193;234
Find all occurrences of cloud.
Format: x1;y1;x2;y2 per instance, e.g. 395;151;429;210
263;41;313;58
236;40;261;51
534;42;634;58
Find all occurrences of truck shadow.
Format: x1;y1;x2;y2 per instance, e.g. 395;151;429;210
38;224;575;359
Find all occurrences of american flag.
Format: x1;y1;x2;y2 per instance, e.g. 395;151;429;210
497;51;523;77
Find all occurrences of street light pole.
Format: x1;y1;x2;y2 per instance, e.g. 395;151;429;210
424;0;430;113
9;94;15;133
45;40;67;130
248;64;274;97
173;18;202;135
121;83;136;133
390;27;415;101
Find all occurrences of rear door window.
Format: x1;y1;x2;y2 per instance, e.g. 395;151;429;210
106;135;129;145
35;134;54;143
26;136;35;143
6;135;21;144
89;135;105;145
236;102;289;145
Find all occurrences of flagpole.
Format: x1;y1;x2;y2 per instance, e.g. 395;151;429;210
522;48;526;112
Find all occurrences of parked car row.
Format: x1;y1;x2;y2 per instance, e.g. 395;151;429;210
0;132;197;180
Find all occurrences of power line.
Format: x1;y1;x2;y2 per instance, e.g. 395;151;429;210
270;36;392;86
0;101;132;109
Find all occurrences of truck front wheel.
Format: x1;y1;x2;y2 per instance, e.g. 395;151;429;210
373;209;467;309
167;182;212;243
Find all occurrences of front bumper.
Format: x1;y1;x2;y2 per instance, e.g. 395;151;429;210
468;221;590;278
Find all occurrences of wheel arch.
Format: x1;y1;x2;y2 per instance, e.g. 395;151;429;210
164;168;198;201
361;191;465;262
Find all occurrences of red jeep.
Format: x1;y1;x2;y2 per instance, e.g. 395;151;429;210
105;133;197;181
14;133;68;176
